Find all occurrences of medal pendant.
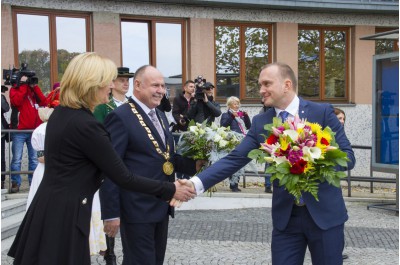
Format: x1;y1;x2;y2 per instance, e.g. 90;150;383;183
163;161;174;175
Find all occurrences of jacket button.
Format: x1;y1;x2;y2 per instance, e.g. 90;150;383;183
82;198;87;205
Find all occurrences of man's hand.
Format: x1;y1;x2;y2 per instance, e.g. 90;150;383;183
170;179;196;208
195;159;208;172
37;156;45;163
103;219;120;238
172;179;196;207
203;91;208;102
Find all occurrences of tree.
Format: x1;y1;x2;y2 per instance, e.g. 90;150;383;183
215;25;269;98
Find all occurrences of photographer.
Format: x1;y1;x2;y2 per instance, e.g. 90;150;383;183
172;80;195;132
187;79;221;125
9;74;47;193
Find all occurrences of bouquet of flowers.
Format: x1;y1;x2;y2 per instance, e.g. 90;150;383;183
176;121;244;194
248;115;349;203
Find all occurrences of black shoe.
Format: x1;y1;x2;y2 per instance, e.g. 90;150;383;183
104;235;117;265
231;187;242;192
10;182;19;193
342;254;349;260
265;186;272;193
104;254;117;265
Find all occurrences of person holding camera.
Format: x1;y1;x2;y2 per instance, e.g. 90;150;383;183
172;80;195;132
220;96;251;192
187;79;221;125
9;75;47;193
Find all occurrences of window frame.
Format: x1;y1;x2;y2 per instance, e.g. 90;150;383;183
298;25;350;103
375;27;399;54
214;21;273;104
119;16;188;86
12;8;91;88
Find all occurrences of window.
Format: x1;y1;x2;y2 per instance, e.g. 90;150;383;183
298;26;349;102
215;22;272;102
375;27;399;55
121;18;186;100
13;9;90;93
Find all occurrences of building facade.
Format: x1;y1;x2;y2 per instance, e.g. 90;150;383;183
1;0;399;176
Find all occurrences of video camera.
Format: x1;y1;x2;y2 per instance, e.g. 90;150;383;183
3;63;38;88
194;75;214;100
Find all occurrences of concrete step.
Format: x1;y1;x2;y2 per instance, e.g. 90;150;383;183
1;211;25;240
1;199;27;219
5;192;28;201
1;235;15;253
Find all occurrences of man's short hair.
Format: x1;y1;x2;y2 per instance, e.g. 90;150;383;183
184;80;194;86
263;62;298;92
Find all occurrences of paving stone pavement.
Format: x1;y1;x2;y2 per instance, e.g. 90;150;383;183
2;200;397;265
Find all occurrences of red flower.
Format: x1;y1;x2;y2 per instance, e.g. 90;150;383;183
266;134;278;145
290;159;307;174
321;137;329;145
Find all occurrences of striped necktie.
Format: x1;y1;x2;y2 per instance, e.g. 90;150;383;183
148;110;165;145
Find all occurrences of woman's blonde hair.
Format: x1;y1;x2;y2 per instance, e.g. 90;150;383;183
226;96;240;108
59;52;117;110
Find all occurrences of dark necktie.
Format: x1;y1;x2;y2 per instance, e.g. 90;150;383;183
279;111;290;122
148;110;165;145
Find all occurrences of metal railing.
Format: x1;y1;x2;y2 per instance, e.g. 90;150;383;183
1;129;35;192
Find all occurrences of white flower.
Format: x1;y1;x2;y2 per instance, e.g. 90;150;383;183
283;129;299;141
218;139;228;148
213;134;222;143
274;156;288;165
302;146;322;161
189;126;198;133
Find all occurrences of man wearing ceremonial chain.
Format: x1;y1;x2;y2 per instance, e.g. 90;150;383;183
99;65;201;265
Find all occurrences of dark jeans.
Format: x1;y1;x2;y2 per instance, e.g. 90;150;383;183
264;164;271;188
10;132;37;186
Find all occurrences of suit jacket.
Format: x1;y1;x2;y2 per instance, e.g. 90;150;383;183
197;98;356;231
93;97;117;123
100;98;197;223
8;106;175;265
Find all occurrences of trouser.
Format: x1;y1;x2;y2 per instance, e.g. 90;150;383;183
10;132;37;186
272;205;344;265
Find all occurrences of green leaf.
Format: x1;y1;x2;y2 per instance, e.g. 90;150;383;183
248;149;264;161
276;162;290;174
335;158;349;167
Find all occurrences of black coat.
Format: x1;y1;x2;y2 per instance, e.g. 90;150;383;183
187;96;221;125
172;93;193;131
8;106;175;265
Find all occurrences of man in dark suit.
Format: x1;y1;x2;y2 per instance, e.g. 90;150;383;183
184;62;356;265
100;65;200;265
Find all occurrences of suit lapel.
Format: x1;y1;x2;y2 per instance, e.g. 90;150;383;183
298;97;309;120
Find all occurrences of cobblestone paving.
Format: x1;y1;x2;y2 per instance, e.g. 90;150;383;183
2;202;398;265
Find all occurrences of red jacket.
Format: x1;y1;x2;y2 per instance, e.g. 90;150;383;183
10;83;47;129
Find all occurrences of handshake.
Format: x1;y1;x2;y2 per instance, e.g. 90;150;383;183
171;179;196;208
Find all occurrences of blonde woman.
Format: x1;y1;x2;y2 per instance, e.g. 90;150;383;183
220;96;251;191
8;52;195;265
